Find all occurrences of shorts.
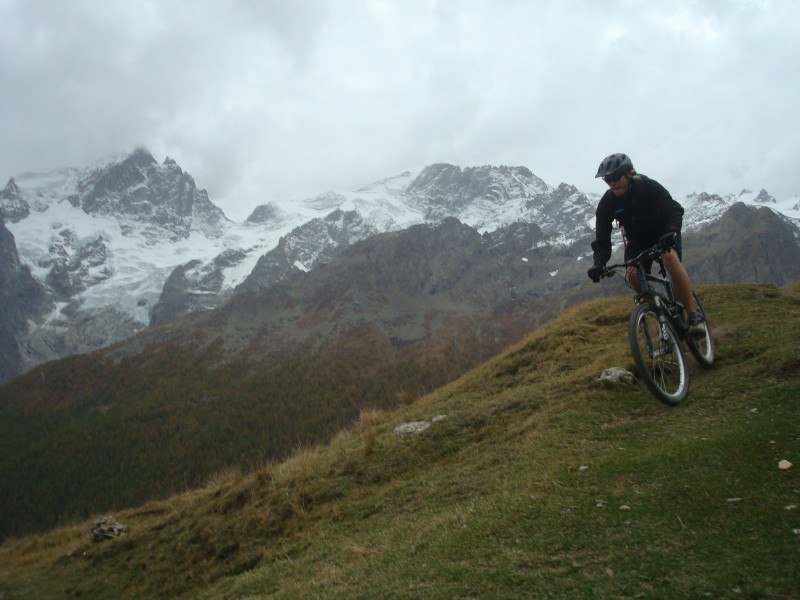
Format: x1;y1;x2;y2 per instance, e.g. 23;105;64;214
624;233;683;272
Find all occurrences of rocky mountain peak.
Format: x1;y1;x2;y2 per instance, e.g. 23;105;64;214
693;192;725;203
401;165;559;235
81;148;157;199
754;189;776;204
0;178;30;223
407;164;549;220
72;148;228;239
246;202;289;226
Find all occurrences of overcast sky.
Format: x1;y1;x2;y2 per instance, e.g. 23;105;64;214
1;0;798;221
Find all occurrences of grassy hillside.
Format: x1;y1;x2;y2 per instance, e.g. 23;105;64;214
0;308;504;540
1;283;798;599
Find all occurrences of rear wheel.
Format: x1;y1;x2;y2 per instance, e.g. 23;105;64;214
628;303;689;406
686;292;715;367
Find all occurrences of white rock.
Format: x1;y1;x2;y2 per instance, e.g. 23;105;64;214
778;460;793;470
598;368;636;385
394;421;431;435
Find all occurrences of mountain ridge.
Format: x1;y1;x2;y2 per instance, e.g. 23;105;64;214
2;150;798;383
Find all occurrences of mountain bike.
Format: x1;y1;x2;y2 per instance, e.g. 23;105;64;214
598;242;714;406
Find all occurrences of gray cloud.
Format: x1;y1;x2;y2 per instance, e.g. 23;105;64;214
1;0;798;221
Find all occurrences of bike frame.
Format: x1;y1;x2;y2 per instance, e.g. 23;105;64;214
606;244;689;339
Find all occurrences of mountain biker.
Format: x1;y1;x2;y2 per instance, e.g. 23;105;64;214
587;153;705;334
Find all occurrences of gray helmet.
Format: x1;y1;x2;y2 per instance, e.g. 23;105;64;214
595;153;634;178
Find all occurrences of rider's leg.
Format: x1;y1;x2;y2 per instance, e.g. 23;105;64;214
662;250;698;314
623;241;642;292
626;266;640;292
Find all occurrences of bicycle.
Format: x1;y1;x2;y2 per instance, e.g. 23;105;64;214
598;241;714;406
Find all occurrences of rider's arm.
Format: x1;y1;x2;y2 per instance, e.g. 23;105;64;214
590;195;614;265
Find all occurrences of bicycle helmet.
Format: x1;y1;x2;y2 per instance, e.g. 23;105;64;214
595;153;634;178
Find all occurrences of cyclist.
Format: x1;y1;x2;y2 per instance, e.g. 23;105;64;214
587;153;705;335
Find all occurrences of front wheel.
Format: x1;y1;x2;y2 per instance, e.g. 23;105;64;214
686;292;715;367
628;303;689;406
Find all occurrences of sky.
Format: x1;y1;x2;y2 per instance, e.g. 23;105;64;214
1;0;798;222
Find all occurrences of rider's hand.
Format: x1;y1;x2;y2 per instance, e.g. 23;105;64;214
659;231;678;253
587;264;605;283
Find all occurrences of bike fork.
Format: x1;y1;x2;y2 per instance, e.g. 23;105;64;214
642;299;674;358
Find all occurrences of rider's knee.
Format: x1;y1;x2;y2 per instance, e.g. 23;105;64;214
626;267;640;291
661;249;681;267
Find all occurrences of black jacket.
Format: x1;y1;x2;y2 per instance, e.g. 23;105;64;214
590;174;684;265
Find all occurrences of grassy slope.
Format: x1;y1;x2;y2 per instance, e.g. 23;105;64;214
0;283;798;599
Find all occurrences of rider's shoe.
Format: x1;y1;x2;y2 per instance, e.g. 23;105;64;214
687;312;706;337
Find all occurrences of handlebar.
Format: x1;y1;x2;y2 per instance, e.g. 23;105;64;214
598;238;674;281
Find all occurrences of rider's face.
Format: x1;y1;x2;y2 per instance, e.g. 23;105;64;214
605;171;632;197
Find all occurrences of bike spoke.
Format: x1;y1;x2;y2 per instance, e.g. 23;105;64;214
629;304;689;405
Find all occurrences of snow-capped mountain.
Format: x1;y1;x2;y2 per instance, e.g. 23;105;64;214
682;188;800;233
1;149;798;383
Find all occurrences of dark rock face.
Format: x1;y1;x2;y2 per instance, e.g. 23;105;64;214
43;232;111;301
150;249;246;325
346;217;485;296
0;179;30;223
686;203;800;285
0;216;53;383
185;216;567;364
237;208;379;293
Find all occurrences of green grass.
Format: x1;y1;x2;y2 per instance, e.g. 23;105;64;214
1;283;798;599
